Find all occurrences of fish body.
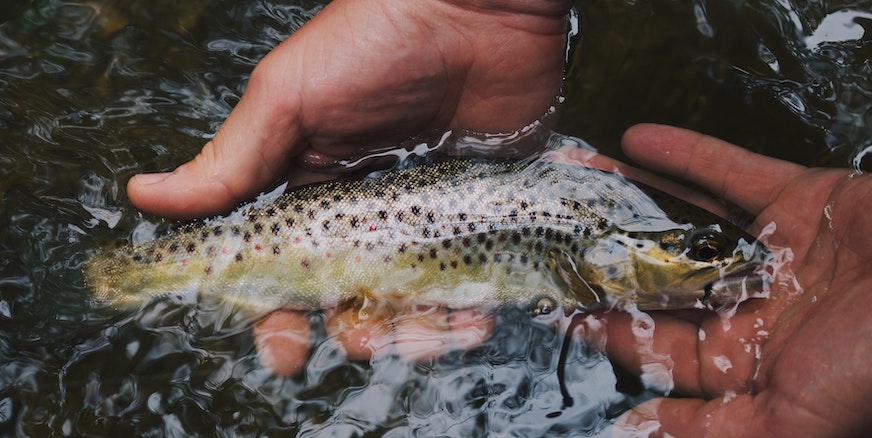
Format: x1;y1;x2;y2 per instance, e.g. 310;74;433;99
85;156;767;314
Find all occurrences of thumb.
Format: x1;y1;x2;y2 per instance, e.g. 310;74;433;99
127;60;303;220
613;396;761;438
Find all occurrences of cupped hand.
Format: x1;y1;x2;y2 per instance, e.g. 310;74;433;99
127;0;570;220
596;124;872;437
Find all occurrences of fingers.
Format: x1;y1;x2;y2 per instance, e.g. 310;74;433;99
621;124;805;216
253;310;312;376
127;54;304;220
613;396;758;438
254;306;495;375
550;147;730;217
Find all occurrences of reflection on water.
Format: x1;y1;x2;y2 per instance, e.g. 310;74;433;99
1;0;871;436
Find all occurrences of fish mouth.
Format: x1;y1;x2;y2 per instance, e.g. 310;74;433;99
701;266;768;310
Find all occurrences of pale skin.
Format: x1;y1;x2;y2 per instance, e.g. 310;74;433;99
127;0;872;436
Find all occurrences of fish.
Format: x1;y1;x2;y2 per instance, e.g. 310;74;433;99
84;155;768;316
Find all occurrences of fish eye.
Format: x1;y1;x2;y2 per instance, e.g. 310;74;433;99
687;229;727;262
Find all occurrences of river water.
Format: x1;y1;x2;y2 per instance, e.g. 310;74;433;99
1;0;871;436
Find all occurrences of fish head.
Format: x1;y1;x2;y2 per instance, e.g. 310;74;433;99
627;224;768;310
568;224;769;311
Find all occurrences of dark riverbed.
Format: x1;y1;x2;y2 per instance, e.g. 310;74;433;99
1;0;871;436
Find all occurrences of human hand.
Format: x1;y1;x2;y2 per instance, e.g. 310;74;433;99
589;124;872;437
126;0;570;220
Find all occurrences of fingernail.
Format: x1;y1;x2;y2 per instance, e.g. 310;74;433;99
133;172;171;185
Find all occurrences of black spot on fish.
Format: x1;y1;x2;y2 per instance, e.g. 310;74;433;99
285;218;295;228
571;243;579;254
396;211;404;222
132;254;142;262
453;226;462;236
522;227;531;236
383;255;392;263
545;229;554;240
458;212;467;221
301;259;310;269
398;243;408;254
494;253;503;262
485;239;494;251
418;254;426;263
450;260;458;269
597;218;608;230
553;231;563;243
462;237;471;248
272;223;282;235
411;205;422;216
207;246;216;256
307;210;316;220
322;220;330;231
254;223;264;234
477;233;487;243
429;248;438;259
535;227;545;237
205;266;213;275
534;241;544;254
243;232;252;243
231;226;241;236
366;242;375;251
442;240;452;249
200;230;209;242
378;210;388;220
520;201;529;210
213;226;223;236
353;240;361;248
463;255;472;265
235;253;243;262
467;223;476;232
426;211;436;223
350;217;360;228
168;243;179;253
439;262;446;271
266;208;276;217
520;254;528;264
478;253;488;264
294;203;304;213
511;232;522;245
187;243;196;253
273;246;281;255
321;200;330;210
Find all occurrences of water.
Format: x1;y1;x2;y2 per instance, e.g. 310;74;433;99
1;0;871;436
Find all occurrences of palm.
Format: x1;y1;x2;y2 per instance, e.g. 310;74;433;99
603;125;872;437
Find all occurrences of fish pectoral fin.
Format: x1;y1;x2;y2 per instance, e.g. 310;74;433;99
549;249;605;311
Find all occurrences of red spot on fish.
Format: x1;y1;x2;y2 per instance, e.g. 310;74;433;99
354;255;361;262
326;252;333;258
181;259;188;267
255;244;263;251
294;236;302;243
368;225;378;232
222;247;229;254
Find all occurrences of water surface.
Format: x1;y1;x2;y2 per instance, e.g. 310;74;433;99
2;0;871;436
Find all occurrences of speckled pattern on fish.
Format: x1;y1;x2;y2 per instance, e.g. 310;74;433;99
85;156;768;314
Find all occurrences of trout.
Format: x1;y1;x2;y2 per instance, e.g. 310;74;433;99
85;156;768;315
